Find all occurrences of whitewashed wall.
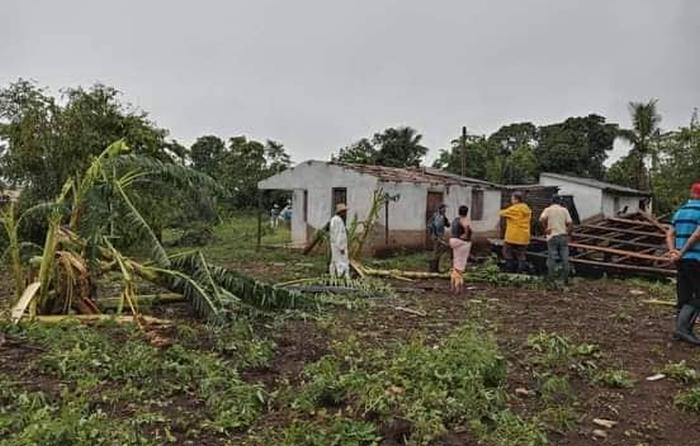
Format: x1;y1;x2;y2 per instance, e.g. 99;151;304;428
259;161;378;246
260;161;503;247
601;193;645;216
539;177;603;221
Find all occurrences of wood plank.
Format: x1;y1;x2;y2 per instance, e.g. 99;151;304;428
566;241;672;262
579;224;666;238
526;252;674;276
563;234;663;250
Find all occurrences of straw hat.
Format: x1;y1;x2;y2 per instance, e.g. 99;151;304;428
335;203;348;213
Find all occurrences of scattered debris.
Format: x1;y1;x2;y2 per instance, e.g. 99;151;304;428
592;429;608;439
395;306;427;317
646;373;666;382
526;212;675;278
593;418;618;429
515;387;531;397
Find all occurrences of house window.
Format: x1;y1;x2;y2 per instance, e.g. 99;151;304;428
471;189;484;221
331;187;347;216
303;190;308;223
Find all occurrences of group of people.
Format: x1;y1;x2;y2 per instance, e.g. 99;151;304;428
325;182;700;347
429;191;574;291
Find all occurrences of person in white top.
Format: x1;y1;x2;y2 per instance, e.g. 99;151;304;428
329;203;350;278
539;196;573;285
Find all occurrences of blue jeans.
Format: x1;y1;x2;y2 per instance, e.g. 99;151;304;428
547;235;570;283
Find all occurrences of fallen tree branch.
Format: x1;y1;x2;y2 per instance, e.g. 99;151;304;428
395;306;427;317
642;299;675;307
33;314;173;325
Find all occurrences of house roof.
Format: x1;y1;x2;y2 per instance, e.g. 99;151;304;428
540;172;651;196
332;162;499;188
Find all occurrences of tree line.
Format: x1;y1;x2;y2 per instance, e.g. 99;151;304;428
333;103;700;214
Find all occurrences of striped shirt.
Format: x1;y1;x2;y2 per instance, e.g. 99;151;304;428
673;199;700;260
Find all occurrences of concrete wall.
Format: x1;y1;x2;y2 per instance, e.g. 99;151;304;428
601;193;645;217
260;161;503;250
539;177;604;221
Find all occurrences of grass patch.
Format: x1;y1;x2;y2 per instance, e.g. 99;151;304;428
290;325;546;445
594;368;636;388
662;360;699;384
675;387;700;412
0;319;268;442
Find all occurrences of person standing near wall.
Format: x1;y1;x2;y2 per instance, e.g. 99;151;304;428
428;204;450;272
329;203;350;279
666;182;700;345
540;195;573;285
499;192;532;273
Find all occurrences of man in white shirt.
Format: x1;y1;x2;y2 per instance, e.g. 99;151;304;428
329;203;350;278
539;196;573;284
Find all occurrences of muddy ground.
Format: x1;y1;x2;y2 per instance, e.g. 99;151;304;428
240;278;700;446
3;275;699;445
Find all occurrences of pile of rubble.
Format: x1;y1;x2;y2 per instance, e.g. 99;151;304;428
528;212;674;277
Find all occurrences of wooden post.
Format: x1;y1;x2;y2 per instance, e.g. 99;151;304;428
385;201;389;245
460;126;467;177
257;190;263;251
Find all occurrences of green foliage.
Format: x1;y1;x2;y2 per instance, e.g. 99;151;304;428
536;114;619;180
662;361;699;384
1;320;265;439
293;324;545;445
332;126;428;168
0;376;155;446
674;387;700;412
0;80;169;203
270;418;380;446
594;368;636;388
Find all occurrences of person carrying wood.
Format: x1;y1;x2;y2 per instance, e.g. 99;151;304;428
499;191;532;273
666;182;700;345
427;203;450;272
329;203;350;278
540;195;573;285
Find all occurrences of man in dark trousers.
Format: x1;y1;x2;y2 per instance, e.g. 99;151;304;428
428;204;450;272
666;182;700;345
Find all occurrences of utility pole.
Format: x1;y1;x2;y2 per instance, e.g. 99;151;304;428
460;126;467;177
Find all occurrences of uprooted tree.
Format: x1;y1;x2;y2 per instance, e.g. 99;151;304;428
3;140;312;324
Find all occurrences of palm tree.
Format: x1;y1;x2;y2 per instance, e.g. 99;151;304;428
373;126;429;168
619;99;662;191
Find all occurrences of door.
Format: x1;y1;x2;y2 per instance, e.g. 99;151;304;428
425;191;444;248
331;187;347;217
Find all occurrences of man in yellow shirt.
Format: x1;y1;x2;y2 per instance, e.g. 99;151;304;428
499;192;532;273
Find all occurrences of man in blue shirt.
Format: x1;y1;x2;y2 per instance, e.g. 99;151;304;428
666;182;700;345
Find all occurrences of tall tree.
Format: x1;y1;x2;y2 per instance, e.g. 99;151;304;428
332;138;377;165
433;133;488;179
536;114;618;179
0;79;169;201
331;126;428;168
373;126;428;168
190;135;226;174
618;99;662;191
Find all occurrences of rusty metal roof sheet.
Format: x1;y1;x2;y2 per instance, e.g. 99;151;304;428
331;162;499;188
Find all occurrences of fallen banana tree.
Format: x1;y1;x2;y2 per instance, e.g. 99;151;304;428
356;263;542;286
4;140;313;325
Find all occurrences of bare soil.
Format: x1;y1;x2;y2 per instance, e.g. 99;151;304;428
3;276;699;445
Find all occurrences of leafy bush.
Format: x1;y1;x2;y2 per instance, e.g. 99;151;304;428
675;387;700;412
662;361;699;384
594;369;636;388
294;324;545;445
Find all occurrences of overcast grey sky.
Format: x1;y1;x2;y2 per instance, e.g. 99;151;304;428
2;0;698;164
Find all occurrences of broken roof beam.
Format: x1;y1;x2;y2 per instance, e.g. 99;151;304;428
577;224;666;238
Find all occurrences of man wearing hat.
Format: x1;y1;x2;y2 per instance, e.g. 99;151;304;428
666;182;700;345
329;203;350;278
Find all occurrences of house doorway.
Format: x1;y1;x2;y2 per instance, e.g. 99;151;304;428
425;191;444;248
331;187;347;217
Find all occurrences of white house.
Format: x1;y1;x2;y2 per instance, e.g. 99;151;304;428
258;161;504;253
539;172;651;221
